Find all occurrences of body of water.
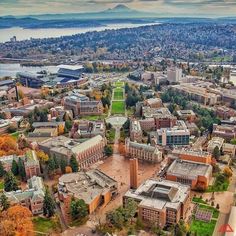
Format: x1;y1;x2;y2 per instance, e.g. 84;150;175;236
0;22;159;43
0;63;59;78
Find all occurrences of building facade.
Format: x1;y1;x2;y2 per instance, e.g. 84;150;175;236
125;138;162;163
123;179;190;228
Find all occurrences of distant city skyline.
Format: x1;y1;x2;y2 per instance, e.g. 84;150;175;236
0;0;236;17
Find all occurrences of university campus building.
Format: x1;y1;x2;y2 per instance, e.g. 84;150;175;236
123;179;190;228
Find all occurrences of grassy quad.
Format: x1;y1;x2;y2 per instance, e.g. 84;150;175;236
114;81;124;87
190;218;217;236
111;101;125;114
33;217;61;235
113;88;124;100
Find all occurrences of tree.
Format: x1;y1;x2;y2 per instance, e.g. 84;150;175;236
70;199;88;220
104;145;113;157
18;158;26;180
0;194;10;211
123;198;137;222
65;120;73;132
4;171;18;192
216;203;220;210
11;159;18;176
36;150;49;163
60;158;67;174
0;162;5;177
65;166;72;173
213;146;220;160
53;155;59;170
106;208;125;229
69;155;78;172
230;138;236;145
223;167;233;178
48;156;56;175
43;188;56;218
0;205;33;236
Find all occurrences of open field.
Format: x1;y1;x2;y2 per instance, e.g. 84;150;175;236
114;81;124;87
111;101;125;114
113;88;124;100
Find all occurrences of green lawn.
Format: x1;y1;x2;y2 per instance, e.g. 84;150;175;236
114;81;124;87
192;197;207;205
111;101;125;114
190;219;217;236
33;217;60;235
114;89;124;100
81;114;107;121
10;132;20;140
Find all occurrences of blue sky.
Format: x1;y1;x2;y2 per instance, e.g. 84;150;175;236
0;0;235;17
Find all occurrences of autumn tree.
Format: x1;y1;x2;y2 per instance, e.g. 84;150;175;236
4;171;18;192
65;166;72;173
0;205;34;236
69;155;78;172
224;167;233;178
36;150;49;163
43;188;56;218
0;194;10;212
0;135;19;157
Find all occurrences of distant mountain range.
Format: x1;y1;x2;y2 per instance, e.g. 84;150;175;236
0;4;236;30
3;4;158;20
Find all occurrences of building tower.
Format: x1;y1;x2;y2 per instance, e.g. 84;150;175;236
130;158;138;189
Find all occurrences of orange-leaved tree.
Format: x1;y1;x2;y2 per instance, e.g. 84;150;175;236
0;205;34;236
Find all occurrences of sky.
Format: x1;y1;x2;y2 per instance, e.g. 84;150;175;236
0;0;236;17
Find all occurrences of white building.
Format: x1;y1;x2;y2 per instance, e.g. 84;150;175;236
167;67;182;83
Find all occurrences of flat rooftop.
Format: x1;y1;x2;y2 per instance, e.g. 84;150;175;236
167;159;212;179
58;169;117;205
124;179;189;211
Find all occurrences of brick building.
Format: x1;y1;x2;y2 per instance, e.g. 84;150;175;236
130;120;143;142
6;176;45;215
166;159;212;190
63;93;103;117
58;169;118;214
123;179;190;228
171;148;212;164
125;138;162;163
39;135;106;169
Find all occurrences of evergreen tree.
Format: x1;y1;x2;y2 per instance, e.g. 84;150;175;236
4;171;18;192
53;155;59;169
69;155;78;172
60;158;67;174
0;162;5;177
11;159;19;176
0;194;10;211
43;188;56;218
48;156;56;175
18;158;26;180
104;145;113;157
213;146;221;160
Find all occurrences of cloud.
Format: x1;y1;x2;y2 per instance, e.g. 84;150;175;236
0;0;236;16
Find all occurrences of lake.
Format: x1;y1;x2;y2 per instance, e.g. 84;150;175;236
0;22;159;43
0;63;59;78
